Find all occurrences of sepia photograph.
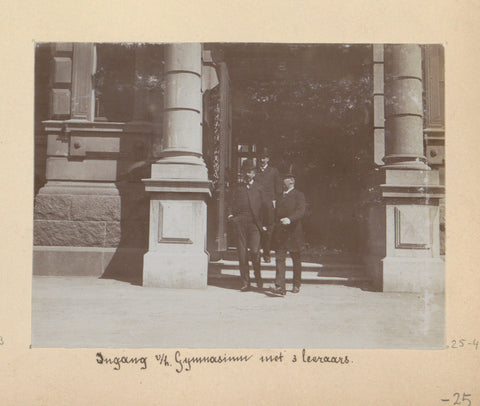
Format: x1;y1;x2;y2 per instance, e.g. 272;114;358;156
32;42;445;349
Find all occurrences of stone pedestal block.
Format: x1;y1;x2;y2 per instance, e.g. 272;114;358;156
142;180;211;289
364;169;445;293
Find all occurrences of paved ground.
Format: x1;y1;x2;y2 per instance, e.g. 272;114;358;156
31;257;445;349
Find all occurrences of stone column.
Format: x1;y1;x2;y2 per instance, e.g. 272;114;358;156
364;44;445;293
383;45;428;170
143;43;212;288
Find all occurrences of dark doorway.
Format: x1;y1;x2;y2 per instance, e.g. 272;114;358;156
211;43;374;262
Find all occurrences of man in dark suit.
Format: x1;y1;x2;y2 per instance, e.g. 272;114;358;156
228;160;272;291
254;149;282;263
271;174;306;295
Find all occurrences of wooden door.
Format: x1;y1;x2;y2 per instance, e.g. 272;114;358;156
204;61;232;258
215;61;232;253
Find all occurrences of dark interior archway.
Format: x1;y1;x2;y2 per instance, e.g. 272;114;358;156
219;43;374;259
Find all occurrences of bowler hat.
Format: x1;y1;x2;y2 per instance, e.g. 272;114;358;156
241;159;256;172
258;147;271;158
282;173;296;180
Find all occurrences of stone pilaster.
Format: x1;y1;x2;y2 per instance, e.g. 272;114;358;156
34;43;153;279
143;43;212;289
364;44;445;293
43;44;98;187
49;43;73;119
423;45;446;255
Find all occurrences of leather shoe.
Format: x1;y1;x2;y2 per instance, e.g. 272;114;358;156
271;286;286;295
256;281;264;289
292;286;300;294
240;285;250;292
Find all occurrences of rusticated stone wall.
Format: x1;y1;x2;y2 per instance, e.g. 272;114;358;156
35;195;122;247
33;184;150;280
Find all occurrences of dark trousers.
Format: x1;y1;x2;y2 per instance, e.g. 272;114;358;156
234;216;262;287
275;249;302;289
261;228;273;258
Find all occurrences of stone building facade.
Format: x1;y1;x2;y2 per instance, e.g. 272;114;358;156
33;43;445;292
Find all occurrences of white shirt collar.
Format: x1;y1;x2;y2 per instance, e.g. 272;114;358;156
283;187;294;195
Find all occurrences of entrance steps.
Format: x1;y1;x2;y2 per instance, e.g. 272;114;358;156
208;249;371;288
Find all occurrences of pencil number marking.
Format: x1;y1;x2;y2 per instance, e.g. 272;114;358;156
446;339;478;350
441;393;472;406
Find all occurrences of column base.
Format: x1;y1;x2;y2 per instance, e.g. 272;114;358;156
381;257;444;293
382;154;430;171
143;251;209;289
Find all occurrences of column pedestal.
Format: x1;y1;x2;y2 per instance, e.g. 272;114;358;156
142;178;211;288
364;44;445;293
364;169;444;292
142;43;211;289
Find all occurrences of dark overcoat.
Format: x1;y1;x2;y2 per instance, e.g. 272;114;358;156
272;188;306;252
254;165;282;202
229;182;273;232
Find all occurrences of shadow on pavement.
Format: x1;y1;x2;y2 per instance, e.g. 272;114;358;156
208;261;375;292
208;263;290;297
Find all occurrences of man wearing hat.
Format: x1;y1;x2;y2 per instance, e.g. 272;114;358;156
271;173;306;295
254;148;282;263
228;159;272;291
